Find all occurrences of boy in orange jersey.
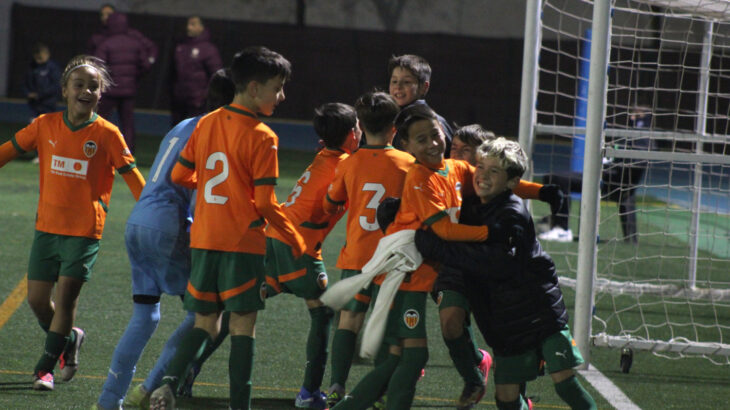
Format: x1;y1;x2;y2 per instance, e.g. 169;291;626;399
265;102;362;409
331;103;489;410
323;92;415;407
149;46;306;410
0;55;145;391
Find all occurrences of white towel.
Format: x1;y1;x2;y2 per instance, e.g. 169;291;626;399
320;230;419;310
362;233;423;359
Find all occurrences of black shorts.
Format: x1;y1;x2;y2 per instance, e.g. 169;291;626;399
433;265;466;295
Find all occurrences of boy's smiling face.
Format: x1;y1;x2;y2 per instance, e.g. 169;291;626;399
474;156;519;203
389;67;428;107
253;75;286;116
403;118;445;167
451;136;477;165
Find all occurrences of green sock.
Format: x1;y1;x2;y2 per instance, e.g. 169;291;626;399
37;321;50;333
496;396;529;410
330;328;357;387
445;331;483;386
63;328;77;355
386;347;429;409
195;311;230;367
162;327;211;389
333;353;399;410
229;335;255;409
554;376;597;410
465;322;483;363
34;331;68;373
303;306;333;392
374;343;389;367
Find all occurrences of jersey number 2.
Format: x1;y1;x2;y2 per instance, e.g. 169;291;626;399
205;152;229;204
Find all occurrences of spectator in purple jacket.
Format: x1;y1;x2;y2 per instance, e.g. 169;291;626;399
170;16;222;126
87;4;116;54
94;12;157;153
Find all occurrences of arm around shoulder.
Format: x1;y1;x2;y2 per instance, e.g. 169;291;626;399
171;160;196;189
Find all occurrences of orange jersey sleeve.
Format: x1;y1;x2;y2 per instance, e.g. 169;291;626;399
326;146;414;270
256;184;306;258
513;179;542;199
181;104;288;254
122;167;145;201
268;148;348;259
0;140;20;167
171;160;197;189
13;112;137;239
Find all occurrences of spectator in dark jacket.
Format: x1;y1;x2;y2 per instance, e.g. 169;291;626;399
95;12;157;153
23;42;61;118
170;16;222;126
414;138;597;410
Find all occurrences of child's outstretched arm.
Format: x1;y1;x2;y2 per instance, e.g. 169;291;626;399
416;211;526;279
513;179;542;198
430;217;488;242
254;184;306;258
0;141;20;168
514;180;565;215
121;167;145;201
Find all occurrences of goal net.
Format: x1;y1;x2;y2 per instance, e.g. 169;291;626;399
519;0;730;365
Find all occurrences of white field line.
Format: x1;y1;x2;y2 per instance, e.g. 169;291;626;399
579;365;641;410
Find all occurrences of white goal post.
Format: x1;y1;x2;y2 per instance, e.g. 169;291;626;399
519;0;730;367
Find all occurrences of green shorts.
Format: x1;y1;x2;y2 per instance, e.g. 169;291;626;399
494;326;584;384
185;248;266;313
27;230;100;282
264;238;328;300
374;285;427;345
434;289;471;312
341;269;373;313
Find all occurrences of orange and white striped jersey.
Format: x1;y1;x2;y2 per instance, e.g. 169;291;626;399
325;145;414;270
383;158;475;291
12;111;136;239
179;104;281;254
267;148;349;260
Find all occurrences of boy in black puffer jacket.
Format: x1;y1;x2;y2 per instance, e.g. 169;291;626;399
413;137;597;410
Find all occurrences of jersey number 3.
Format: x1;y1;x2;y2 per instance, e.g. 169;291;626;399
359;182;385;231
205;152;229;204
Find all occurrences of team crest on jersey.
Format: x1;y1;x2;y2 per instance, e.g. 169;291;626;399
403;309;420;329
259;282;268;301
122;148;131;156
317;272;328;290
83;141;98;158
191;47;200;58
436;291;444;306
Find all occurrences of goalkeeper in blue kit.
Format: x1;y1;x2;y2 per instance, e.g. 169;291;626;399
413;137;597;410
93;69;235;410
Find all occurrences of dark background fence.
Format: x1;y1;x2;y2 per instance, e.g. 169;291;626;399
8;3;524;136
